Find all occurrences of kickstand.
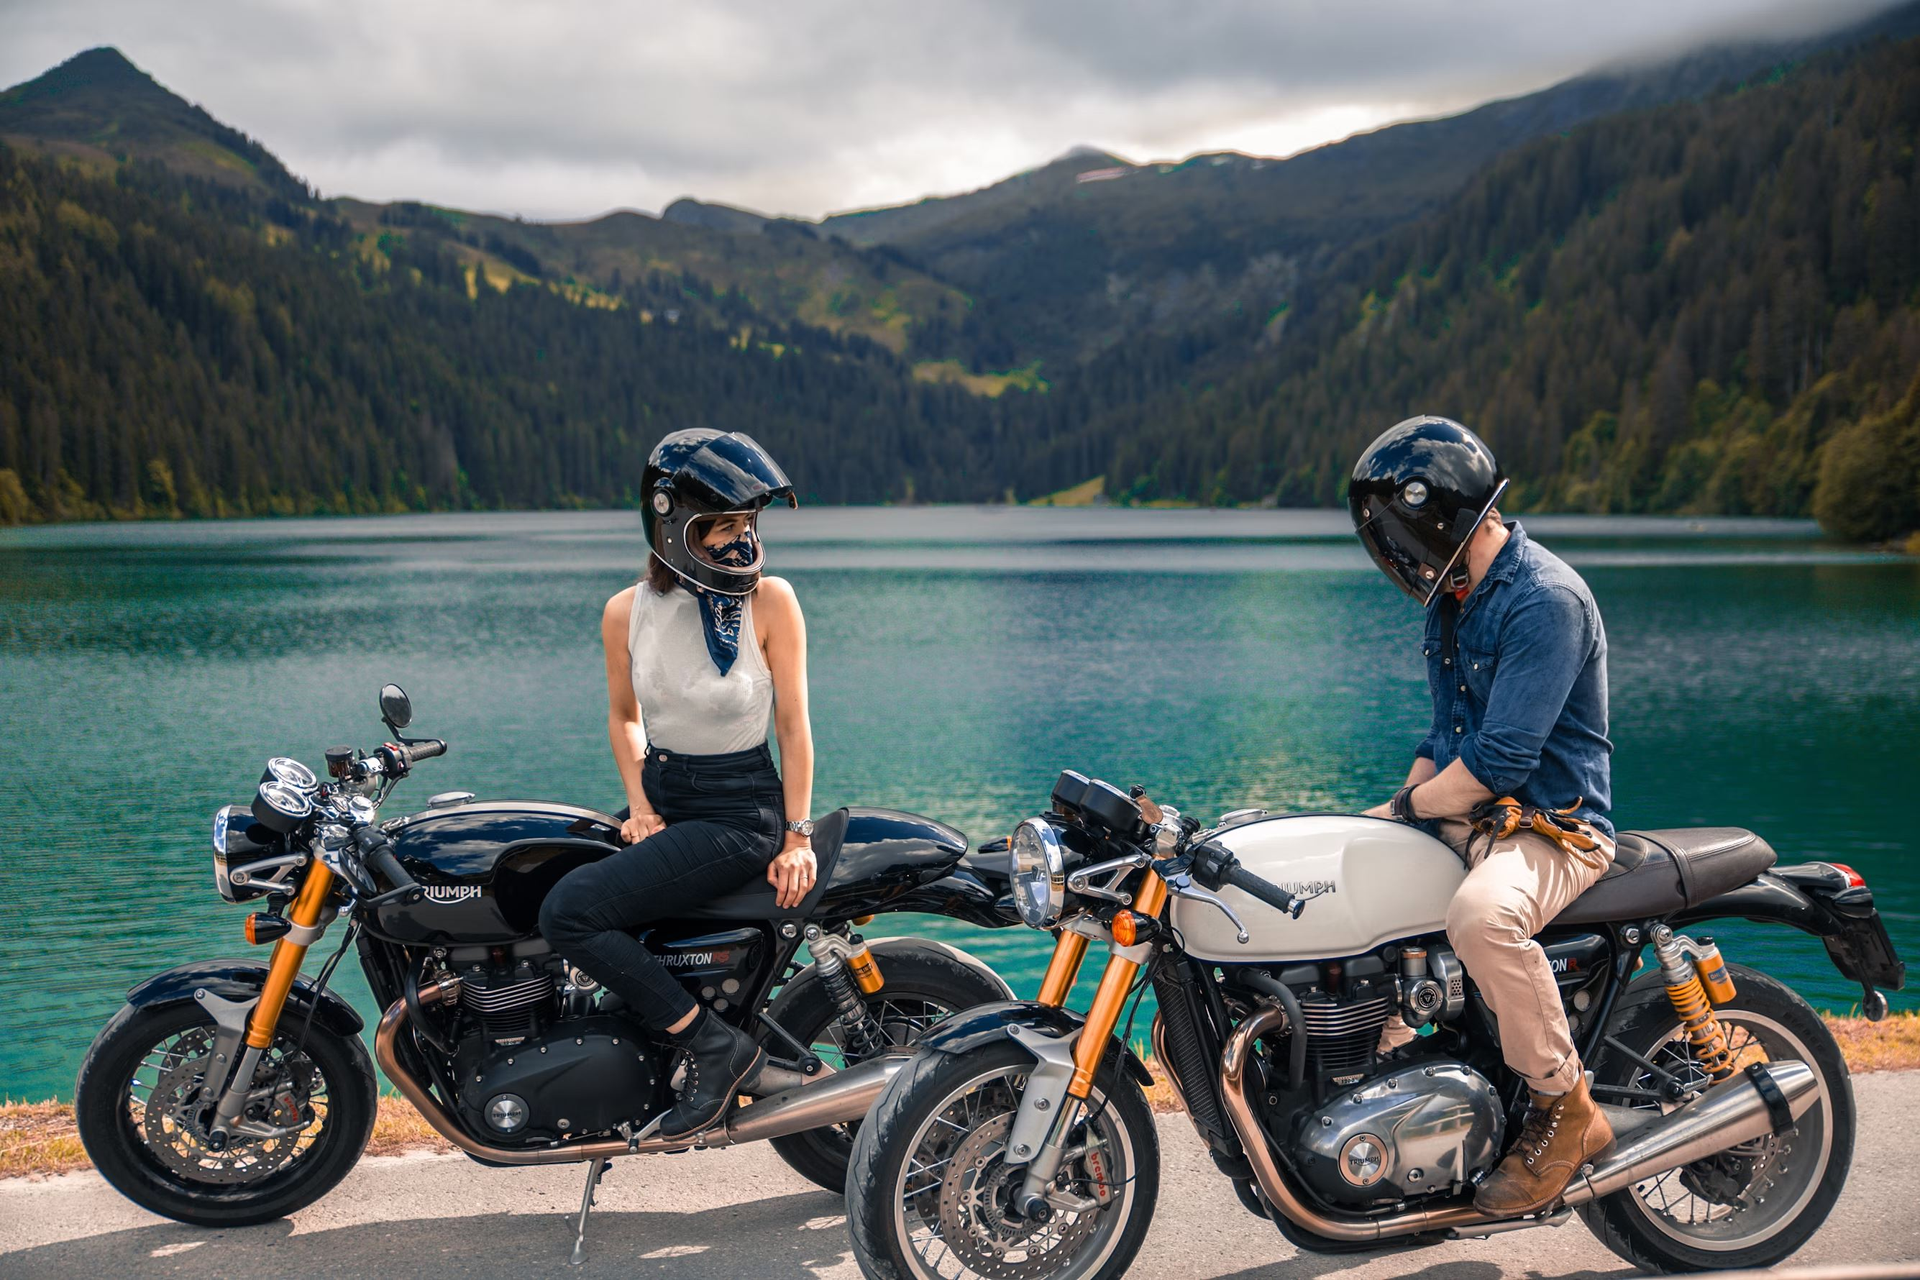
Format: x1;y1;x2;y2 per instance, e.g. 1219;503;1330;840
570;1156;609;1266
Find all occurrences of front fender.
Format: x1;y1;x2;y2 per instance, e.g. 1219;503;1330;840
125;958;367;1040
918;999;1154;1090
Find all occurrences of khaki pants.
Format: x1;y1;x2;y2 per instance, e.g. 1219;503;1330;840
1381;817;1614;1094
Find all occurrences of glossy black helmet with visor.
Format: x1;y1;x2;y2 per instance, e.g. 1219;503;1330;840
641;429;797;596
1348;416;1509;605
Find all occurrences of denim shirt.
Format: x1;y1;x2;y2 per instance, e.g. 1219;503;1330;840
1416;523;1615;837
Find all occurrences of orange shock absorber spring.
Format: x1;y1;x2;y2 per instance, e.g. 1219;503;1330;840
1650;925;1739;1080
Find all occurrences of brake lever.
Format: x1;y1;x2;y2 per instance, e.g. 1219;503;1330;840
1163;872;1250;944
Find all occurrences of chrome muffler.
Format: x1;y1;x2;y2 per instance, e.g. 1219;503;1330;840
1219;1001;1822;1242
374;982;906;1166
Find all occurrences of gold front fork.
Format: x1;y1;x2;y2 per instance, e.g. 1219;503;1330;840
245;862;336;1048
1067;871;1167;1097
1036;930;1090;1007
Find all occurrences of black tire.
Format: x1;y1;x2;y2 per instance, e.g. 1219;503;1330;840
1579;964;1854;1273
75;998;378;1227
765;941;1011;1191
845;1040;1159;1280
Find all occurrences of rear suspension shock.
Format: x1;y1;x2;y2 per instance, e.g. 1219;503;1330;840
1649;925;1759;1081
805;926;885;1059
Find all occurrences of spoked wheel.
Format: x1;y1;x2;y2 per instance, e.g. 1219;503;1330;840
75;999;376;1226
845;1041;1159;1280
766;945;1011;1191
1583;964;1854;1273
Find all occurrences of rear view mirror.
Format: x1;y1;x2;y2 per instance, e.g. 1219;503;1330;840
379;684;413;731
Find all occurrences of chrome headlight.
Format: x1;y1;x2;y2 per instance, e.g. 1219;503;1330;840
1009;818;1066;929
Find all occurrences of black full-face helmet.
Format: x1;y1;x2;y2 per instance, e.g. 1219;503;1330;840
1349;416;1508;605
642;429;797;596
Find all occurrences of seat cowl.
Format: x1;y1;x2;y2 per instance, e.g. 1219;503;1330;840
1553;827;1776;926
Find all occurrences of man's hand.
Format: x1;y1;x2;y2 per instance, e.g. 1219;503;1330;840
768;835;818;908
620;810;665;844
1363;800;1396;820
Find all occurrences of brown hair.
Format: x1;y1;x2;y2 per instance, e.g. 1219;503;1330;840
643;553;679;595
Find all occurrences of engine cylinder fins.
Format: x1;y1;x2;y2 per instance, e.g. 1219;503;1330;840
459;971;556;1012
1297;992;1393;1078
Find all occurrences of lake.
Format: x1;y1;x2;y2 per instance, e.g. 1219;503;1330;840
0;508;1915;1100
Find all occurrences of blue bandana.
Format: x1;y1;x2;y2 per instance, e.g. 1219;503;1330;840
690;533;757;674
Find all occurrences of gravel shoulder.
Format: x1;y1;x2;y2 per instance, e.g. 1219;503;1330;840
3;1070;1917;1279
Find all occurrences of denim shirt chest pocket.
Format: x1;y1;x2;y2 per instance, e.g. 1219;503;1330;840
1454;592;1510;709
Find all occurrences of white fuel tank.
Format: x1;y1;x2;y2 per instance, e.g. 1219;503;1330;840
1172;815;1466;963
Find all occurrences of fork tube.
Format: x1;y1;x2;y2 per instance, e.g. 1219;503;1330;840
1036;930;1090;1007
1066;870;1167;1097
245;863;336;1049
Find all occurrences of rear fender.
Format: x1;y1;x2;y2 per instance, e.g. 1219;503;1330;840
1673;869;1906;1004
125;958;367;1040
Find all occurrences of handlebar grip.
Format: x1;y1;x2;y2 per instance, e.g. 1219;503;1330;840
355;828;418;894
1222;863;1303;918
406;739;448;762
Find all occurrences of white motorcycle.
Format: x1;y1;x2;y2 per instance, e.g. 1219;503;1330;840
844;770;1906;1279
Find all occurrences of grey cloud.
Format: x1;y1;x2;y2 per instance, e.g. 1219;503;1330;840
0;0;1898;220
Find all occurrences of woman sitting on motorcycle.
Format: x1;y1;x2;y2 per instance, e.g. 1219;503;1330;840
540;428;815;1140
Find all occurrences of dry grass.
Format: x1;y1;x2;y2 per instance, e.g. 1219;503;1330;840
7;1012;1917;1178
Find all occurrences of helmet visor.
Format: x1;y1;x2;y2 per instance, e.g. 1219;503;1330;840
686;512;766;575
678;432;795;513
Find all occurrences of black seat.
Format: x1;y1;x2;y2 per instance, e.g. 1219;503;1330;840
1552;827;1776;926
682;808;853;920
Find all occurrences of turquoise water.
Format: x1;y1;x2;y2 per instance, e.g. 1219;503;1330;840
0;509;1914;1100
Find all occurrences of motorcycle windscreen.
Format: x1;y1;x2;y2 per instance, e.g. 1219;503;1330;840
678;432;796;512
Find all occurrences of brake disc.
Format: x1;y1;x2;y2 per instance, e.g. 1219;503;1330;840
141;1033;310;1185
934;1113;1100;1280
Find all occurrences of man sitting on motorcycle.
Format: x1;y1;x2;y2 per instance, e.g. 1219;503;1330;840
1353;415;1617;1216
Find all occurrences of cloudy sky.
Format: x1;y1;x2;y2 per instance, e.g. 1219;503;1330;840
0;0;1893;221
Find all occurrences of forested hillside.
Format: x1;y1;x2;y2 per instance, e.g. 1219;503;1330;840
1082;37;1920;541
0;147;1019;521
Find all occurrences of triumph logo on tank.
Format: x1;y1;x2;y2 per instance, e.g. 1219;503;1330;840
1277;879;1336;897
422;884;482;903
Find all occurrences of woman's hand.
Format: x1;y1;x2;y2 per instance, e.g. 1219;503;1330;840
767;835;817;909
621;810;665;844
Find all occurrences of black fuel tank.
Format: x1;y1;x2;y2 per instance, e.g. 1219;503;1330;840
376;801;624;945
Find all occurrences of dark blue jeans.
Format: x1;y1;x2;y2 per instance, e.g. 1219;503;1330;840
539;743;784;1030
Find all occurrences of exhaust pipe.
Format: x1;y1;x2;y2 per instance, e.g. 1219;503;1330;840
1219;1002;1821;1242
374;982;907;1166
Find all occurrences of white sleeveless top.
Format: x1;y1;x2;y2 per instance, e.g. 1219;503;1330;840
627;583;774;755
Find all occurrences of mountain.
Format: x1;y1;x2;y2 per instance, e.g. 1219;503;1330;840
821;1;1920;367
1071;34;1920;538
0;140;1020;523
0;49;972;358
0;47;307;201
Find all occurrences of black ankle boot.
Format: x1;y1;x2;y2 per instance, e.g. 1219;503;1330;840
659;1009;765;1139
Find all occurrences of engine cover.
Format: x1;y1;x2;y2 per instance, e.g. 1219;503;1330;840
453;1014;666;1146
1293;1061;1504;1205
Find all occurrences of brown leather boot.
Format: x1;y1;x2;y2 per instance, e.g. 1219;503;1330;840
1473;1077;1613;1217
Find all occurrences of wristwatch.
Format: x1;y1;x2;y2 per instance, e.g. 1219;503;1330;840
786;818;815;838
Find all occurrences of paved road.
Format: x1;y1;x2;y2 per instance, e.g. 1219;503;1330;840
5;1072;1918;1279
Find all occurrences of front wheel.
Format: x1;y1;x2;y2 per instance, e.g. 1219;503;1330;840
75;998;377;1227
1580;963;1854;1273
845;1040;1159;1280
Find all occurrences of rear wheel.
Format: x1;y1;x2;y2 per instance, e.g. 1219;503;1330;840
75;999;376;1227
1581;964;1853;1273
766;943;1010;1191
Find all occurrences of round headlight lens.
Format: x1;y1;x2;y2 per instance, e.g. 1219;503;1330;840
1009;818;1066;929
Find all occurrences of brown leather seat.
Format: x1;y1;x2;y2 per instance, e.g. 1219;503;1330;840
1551;828;1777;926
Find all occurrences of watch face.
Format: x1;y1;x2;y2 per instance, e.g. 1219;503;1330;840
790;818;815;837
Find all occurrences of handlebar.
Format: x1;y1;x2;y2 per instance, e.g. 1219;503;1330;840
1190;839;1305;919
403;738;448;762
1221;862;1306;919
355;827;423;905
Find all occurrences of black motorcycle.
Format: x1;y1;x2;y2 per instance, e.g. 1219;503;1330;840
75;684;1018;1262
